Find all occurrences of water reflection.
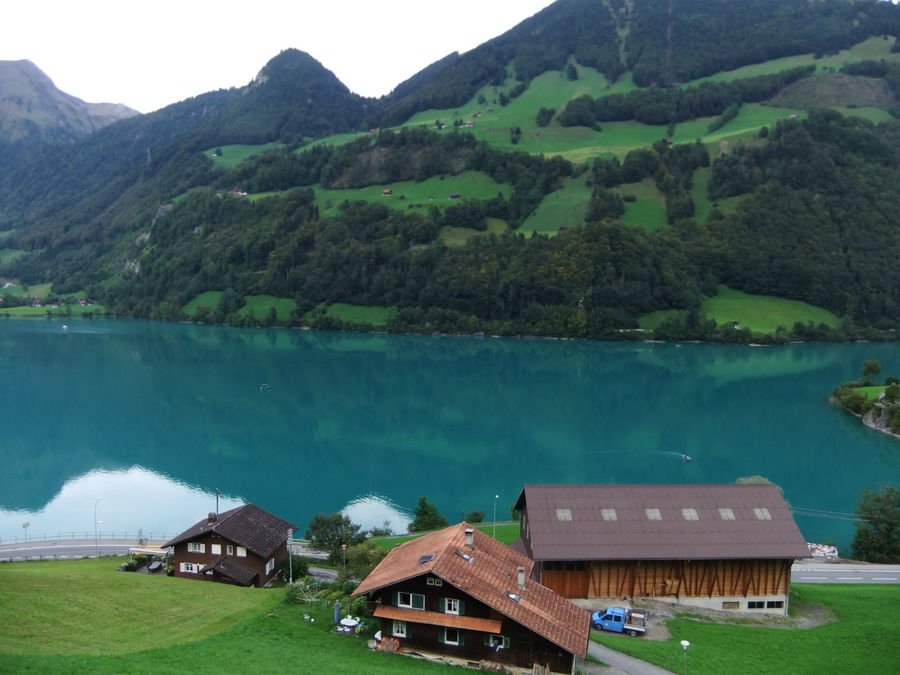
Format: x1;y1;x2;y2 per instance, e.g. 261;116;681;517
0;466;243;542
341;494;412;534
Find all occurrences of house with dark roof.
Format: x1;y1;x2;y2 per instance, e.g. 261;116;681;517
352;522;590;675
513;484;810;615
164;503;297;587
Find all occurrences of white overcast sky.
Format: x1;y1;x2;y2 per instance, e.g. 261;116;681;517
2;0;557;113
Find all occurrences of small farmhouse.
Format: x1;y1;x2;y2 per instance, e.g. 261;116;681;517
164;503;297;587
353;523;590;675
513;484;810;615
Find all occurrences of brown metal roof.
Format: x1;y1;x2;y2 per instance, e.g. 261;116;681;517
515;484;810;561
206;556;258;586
353;523;590;658
374;606;503;633
163;503;297;559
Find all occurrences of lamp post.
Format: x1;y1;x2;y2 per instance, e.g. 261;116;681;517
287;529;294;584
492;494;499;539
341;543;347;566
94;497;102;557
680;639;690;675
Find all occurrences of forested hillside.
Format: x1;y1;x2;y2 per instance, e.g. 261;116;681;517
2;0;900;342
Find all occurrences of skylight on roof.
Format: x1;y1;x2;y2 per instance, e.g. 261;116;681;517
681;508;699;521
418;554;435;564
455;549;473;562
600;508;617;521
718;508;735;520
754;507;772;520
645;508;662;521
556;508;572;521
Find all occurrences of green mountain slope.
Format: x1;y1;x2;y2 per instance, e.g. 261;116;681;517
1;0;900;342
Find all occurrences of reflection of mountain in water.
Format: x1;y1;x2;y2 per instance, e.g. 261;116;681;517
1;320;897;549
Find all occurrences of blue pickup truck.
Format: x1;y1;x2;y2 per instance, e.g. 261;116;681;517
590;607;649;636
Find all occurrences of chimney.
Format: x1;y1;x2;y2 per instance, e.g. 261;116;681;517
464;528;474;549
208;512;217;524
517;566;526;590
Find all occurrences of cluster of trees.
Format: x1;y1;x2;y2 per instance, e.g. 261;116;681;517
833;360;900;431
852;485;900;563
558;66;815;128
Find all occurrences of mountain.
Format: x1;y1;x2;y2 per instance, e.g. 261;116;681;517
2;0;900;342
0;59;138;144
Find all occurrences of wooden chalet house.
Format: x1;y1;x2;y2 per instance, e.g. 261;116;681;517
164;503;297;587
352;523;590;675
513;484;810;615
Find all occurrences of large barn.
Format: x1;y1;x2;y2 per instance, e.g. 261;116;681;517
513;484;810;615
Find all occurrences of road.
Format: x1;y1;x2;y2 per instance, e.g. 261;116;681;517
0;538;167;561
791;560;900;584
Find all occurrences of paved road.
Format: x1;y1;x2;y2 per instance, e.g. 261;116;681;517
586;641;676;675
791;561;900;584
0;538;168;561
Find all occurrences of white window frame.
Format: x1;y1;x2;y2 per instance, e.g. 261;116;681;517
211;543;222;555
236;546;247;558
266;558;275;574
392;620;407;638
397;592;425;610
180;562;196;573
187;542;205;553
444;598;460;615
443;627;460;645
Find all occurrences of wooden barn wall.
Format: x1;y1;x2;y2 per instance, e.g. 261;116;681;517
541;559;791;599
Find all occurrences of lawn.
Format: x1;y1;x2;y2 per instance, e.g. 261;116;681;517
0;558;453;674
638;286;839;334
590;584;900;674
0;303;108;317
617;179;667;231
439;217;508;246
519;175;593;235
237;295;297;323
182;291;223;317
854;385;887;401
323;303;395;327
371;522;521;551
204;143;285;169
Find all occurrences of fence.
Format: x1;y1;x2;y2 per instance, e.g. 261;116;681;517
0;531;174;545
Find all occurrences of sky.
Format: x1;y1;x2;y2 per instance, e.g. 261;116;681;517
2;0;557;113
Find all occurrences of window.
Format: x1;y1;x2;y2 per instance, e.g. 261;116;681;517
718;508;735;521
555;508;572;521
748;601;765;609
645;508;662;521
444;598;460;615
754;507;772;521
600;508;617;521
187;542;205;553
681;508;699;521
266;558;275;574
227;545;234;555
211;544;222;555
180;562;196;573
441;627;463;645
427;577;442;586
397;592;425;610
392;620;407;638
722;601;739;610
767;600;784;609
484;635;510;649
236;546;247;557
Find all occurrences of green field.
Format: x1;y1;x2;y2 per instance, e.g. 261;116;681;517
0;248;26;264
314;171;513;219
372;522;521;551
639;286;839;334
519;175;593;235
237;295;297;323
618;179;668;231
1;282;53;298
323;303;395;326
591;584;900;674
0;557;452;673
440;217;508;246
854;385;887;401
183;291;224;317
204;143;285;169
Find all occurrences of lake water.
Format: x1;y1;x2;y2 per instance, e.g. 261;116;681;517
1;319;897;552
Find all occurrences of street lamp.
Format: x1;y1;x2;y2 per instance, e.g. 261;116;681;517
94;497;102;557
492;494;499;539
287;529;294;584
680;639;690;675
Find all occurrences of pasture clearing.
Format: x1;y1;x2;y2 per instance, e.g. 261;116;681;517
854;385;887;401
617;179;667;231
519;175;593;235
322;303;395;326
314;171;512;218
183;291;224;317
237;295;297;323
204;143;285;169
440;217;508;246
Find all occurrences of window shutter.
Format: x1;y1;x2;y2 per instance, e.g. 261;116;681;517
483;634;491;646
413;594;425;610
439;598;445;613
458;599;465;615
392;591;398;607
503;636;510;648
406;622;412;639
458;631;465;646
439;627;445;643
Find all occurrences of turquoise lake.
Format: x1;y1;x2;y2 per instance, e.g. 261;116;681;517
1;319;897;552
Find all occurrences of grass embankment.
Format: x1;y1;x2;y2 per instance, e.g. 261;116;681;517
0;557;452;674
639;285;839;335
591;584;900;674
371;522;521;551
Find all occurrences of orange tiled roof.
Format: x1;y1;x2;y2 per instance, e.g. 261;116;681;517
353;523;590;658
374;605;502;633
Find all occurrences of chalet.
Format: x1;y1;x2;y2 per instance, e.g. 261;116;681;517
164;503;297;587
513;484;810;615
353;523;589;675
382;189;393;196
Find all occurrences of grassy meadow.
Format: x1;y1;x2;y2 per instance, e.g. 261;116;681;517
371;522;522;551
639;286;840;335
204;143;285;169
591;584;900;674
322;303;395;326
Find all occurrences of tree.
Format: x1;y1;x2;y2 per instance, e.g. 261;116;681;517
408;496;448;532
851;485;900;563
305;512;366;564
861;359;882;380
464;510;485;523
337;541;388;582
